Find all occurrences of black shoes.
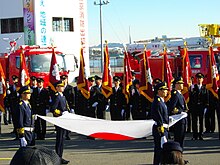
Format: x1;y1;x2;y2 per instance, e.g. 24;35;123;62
61;158;70;164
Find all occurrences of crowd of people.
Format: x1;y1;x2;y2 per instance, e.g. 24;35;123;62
0;71;220;165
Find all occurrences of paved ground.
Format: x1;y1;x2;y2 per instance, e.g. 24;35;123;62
0;114;220;165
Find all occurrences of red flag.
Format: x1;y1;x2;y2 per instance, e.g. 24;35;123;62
139;49;154;102
162;47;173;102
77;47;90;99
48;48;60;91
0;62;6;112
123;49;132;104
102;42;112;98
206;46;219;99
181;46;192;103
20;49;30;86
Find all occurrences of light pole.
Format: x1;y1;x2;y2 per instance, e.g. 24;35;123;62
94;0;109;73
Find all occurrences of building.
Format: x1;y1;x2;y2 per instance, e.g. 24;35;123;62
0;0;89;82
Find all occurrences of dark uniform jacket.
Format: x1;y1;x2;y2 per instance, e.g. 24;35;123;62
109;86;126;110
8;84;20;107
30;87;50;115
63;84;75;109
130;88;148;120
93;85;108;111
168;90;187;114
151;95;169;127
17;100;34;137
51;92;69;115
191;84;209;108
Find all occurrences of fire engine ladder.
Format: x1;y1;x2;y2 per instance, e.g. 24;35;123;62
198;24;220;46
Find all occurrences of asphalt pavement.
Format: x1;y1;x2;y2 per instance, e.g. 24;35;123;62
0;114;220;165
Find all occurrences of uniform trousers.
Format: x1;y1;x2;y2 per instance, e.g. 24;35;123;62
173;118;187;148
55;126;66;158
192;104;204;138
152;124;168;165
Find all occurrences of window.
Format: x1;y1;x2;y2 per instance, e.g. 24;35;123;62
189;55;202;69
52;17;74;32
1;18;24;33
64;18;74;31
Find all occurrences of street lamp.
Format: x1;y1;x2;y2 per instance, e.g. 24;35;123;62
94;0;110;73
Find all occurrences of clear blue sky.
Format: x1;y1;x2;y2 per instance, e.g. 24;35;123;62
88;0;220;46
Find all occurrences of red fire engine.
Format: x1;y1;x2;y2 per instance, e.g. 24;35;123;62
116;24;220;85
0;45;69;87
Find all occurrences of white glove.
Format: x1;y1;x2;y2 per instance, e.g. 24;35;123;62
62;111;69;115
92;102;98;107
204;108;207;115
146;111;148;117
46;109;50;114
33;114;38;120
0;111;2;116
20;137;27;147
121;109;125;117
7;90;11;95
105;105;109;111
160;136;167;148
70;109;75;113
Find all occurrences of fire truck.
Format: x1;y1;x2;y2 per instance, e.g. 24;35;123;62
0;45;71;87
118;24;220;84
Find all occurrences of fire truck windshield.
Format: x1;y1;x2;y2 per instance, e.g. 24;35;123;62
30;53;65;72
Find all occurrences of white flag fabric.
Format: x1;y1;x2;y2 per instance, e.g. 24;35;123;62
37;112;187;140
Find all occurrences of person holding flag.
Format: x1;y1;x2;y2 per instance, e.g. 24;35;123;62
151;81;169;165
168;77;188;149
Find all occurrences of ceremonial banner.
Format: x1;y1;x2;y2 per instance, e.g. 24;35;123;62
20;49;30;86
77;47;90;99
48;48;60;91
37;112;187;140
181;46;192;103
102;41;112;98
139;49;154;102
206;46;219;98
123;50;132;103
0;62;6;112
162;47;173;102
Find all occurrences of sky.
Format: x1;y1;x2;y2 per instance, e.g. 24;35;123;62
87;0;220;46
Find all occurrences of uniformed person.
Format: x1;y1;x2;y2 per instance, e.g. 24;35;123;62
81;76;96;118
16;86;35;147
168;77;188;148
60;74;75;140
109;76;127;120
30;76;38;89
130;79;148;120
51;80;70;164
30;78;49;140
8;75;20;139
191;73;209;140
93;75;108;119
205;91;217;133
3;79;11;125
151;81;169;165
73;76;82;115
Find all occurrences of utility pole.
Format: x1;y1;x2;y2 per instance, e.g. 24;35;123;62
94;0;109;73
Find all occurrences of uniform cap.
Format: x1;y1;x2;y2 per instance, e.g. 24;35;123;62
12;75;18;80
154;81;169;91
88;76;95;82
60;74;68;80
162;141;183;153
37;78;44;83
113;76;121;82
30;76;37;81
195;72;204;78
95;75;102;80
18;86;31;94
173;76;184;84
54;80;65;87
153;78;162;84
